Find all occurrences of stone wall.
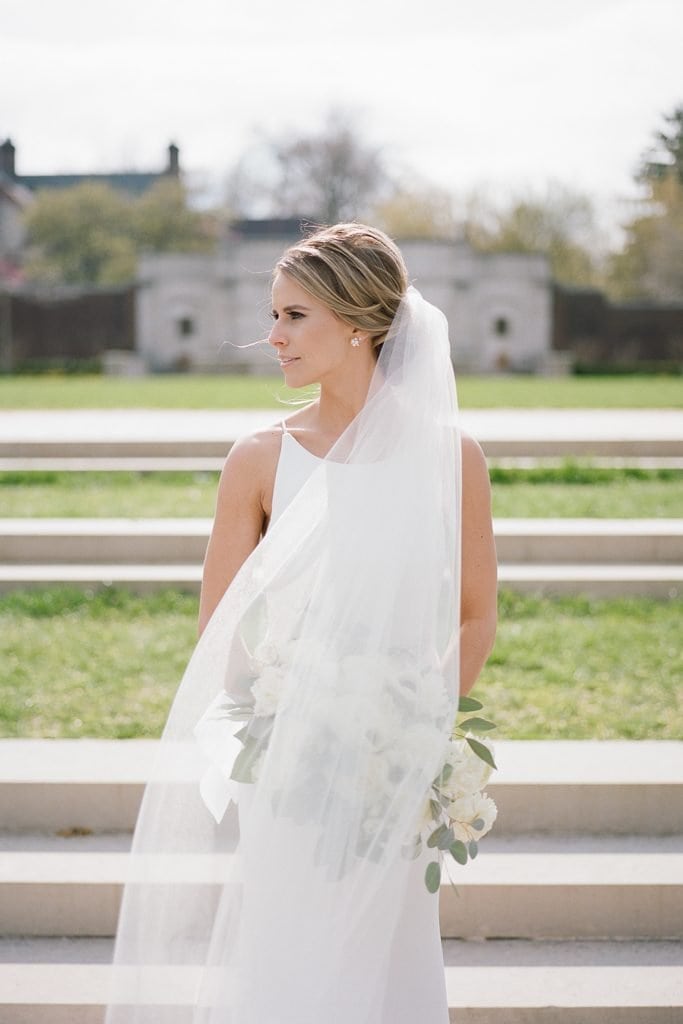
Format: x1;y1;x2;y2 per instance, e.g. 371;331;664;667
136;235;554;374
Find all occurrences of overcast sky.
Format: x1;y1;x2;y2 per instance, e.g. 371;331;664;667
2;0;681;231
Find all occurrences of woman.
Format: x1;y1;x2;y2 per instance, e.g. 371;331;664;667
105;223;497;1023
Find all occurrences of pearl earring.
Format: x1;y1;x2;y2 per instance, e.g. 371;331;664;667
350;336;361;347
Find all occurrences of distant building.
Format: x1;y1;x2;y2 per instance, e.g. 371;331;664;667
136;220;555;374
0;139;181;268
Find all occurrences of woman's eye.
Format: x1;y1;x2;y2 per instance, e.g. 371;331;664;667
289;311;303;320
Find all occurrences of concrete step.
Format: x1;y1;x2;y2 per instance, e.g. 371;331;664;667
1;518;681;566
0;831;680;940
2;408;682;459
2;740;681;835
2;455;682;472
0;938;680;1023
495;519;683;565
1;561;681;597
498;563;683;597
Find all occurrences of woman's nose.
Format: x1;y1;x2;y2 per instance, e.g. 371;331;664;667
268;323;287;347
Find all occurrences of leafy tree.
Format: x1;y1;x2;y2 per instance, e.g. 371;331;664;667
23;180;214;285
24;183;136;285
226;109;392;223
608;103;683;300
133;179;216;253
464;183;603;287
373;179;460;239
608;174;683;300
638;104;683;185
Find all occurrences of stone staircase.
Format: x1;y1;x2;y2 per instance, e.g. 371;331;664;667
2;408;682;460
0;739;681;1022
0;518;681;598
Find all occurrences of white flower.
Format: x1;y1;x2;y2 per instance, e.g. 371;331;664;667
396;722;447;776
412;796;438;836
446;792;497;841
252;638;279;666
251;664;287;717
442;736;494;799
366;752;391;790
416;669;451;719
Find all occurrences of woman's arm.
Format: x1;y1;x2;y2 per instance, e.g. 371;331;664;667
449;431;498;696
197;435;267;638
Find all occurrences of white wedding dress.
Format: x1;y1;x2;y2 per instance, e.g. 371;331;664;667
234;420;450;1023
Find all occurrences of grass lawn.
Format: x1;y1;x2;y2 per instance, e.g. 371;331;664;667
0;373;681;409
1;587;680;741
1;466;680;518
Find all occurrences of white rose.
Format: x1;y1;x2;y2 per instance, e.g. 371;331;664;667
252;638;279;666
251;664;286;717
442;737;494;798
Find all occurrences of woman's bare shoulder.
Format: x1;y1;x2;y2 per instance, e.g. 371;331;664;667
219;424;283;502
460;428;487;471
459;428;491;503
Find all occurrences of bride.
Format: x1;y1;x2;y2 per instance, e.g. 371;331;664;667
105;223;497;1023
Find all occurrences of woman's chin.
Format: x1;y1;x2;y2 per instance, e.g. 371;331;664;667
281;369;317;389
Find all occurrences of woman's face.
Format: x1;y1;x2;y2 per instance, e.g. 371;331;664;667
269;272;359;387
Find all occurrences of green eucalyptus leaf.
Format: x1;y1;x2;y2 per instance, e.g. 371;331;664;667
427;824;450;848
468;839;479;859
425;861;441;894
466;736;497;770
429;798;442;818
449;840;468;865
437;826;455;850
459;717;497;732
458;696;483;712
472;817;485;830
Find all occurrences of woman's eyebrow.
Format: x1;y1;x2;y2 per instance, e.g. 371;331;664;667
273;304;312;313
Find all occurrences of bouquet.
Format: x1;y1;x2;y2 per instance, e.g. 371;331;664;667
196;634;497;892
402;694;498;894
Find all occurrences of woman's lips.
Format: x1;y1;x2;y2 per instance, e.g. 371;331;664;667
279;357;300;366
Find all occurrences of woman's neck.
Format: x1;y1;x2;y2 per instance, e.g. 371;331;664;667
314;359;382;438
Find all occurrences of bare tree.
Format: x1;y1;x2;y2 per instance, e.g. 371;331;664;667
226;109;392;223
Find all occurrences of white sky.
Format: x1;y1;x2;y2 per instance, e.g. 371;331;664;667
2;0;681;231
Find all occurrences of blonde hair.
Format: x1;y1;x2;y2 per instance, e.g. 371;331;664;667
274;223;409;357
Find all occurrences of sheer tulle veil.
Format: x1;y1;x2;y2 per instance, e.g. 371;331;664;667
104;284;462;1023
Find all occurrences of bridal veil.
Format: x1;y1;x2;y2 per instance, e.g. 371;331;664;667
104;283;462;1022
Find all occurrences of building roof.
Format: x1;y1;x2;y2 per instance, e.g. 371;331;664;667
228;217;317;240
0;139;180;198
0;170;32;209
16;171;172;197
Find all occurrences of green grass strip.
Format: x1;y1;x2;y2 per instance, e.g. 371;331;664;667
1;587;680;741
0;373;681;409
1;466;680;518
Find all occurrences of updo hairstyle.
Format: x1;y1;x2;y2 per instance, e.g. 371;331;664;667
274;223;409;358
